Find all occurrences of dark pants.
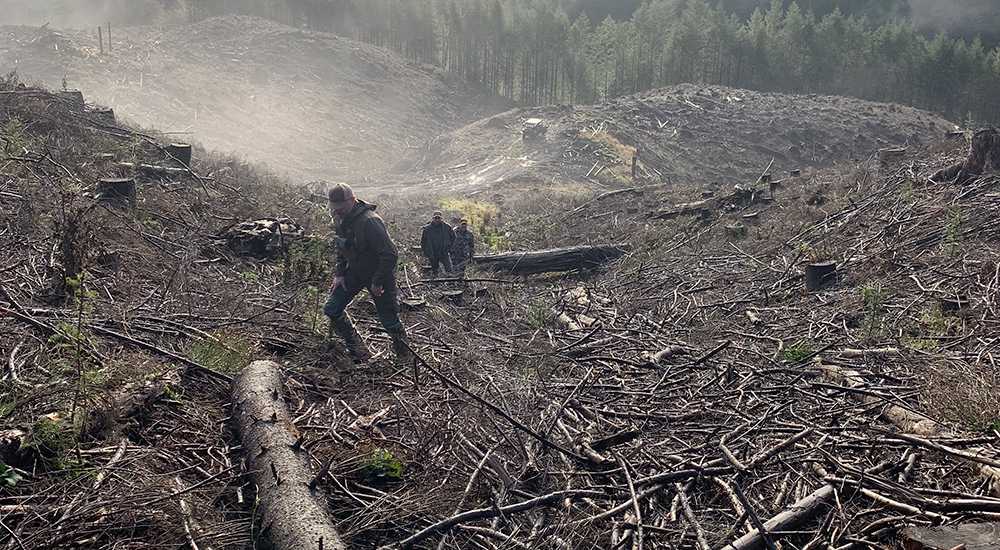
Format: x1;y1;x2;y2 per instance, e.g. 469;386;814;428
322;272;402;333
428;253;452;275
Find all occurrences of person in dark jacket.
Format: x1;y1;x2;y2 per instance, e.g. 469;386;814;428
420;210;455;276
322;183;409;363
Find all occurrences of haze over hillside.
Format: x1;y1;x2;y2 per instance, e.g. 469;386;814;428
0;16;514;182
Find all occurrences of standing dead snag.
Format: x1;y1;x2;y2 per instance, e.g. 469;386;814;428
231;360;345;550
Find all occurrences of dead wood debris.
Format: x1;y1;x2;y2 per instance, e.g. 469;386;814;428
281;141;1000;550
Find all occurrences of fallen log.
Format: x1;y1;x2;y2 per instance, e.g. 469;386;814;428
473;244;630;275
231;360;344;550
720;485;835;550
118;161;190;177
819;359;1000;496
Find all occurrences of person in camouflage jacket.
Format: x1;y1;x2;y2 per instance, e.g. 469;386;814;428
450;218;474;273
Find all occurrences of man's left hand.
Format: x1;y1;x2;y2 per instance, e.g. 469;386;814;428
370;284;383;297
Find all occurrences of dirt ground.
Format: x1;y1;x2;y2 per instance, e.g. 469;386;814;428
1;14;998;550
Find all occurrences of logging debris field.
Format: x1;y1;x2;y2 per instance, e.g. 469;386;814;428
1;14;999;550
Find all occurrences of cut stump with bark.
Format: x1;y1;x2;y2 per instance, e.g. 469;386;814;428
231;360;345;550
804;261;837;291
931;128;1000;183
96;178;135;205
164;143;192;166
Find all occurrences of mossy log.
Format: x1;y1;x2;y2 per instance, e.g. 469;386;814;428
231;360;345;550
473;244;630;275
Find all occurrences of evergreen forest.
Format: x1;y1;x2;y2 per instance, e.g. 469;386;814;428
17;0;1000;124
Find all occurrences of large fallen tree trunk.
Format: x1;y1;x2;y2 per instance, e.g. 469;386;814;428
473;244;630;275
231;360;344;550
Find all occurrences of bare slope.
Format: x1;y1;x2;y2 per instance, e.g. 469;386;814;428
0;16;514;182
394;83;955;193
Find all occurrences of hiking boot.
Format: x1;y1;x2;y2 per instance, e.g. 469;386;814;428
389;328;412;363
331;313;370;364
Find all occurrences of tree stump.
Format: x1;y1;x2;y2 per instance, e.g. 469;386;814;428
400;296;427;310
789;169;801;177
223;218;303;259
759;173;771;184
165;143;192;167
932;128;1000;183
804;261;837;291
0;429;27;466
96;178;135;205
956;128;1000;184
93;108;115;124
231;360;345;550
940;295;970;314
878;147;906;165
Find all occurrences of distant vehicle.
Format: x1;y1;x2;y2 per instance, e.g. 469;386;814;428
522;118;547;140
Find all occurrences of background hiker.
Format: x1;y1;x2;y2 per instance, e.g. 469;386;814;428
420;210;455;276
450;218;475;274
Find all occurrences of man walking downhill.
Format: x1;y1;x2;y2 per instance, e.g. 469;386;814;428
420;210;455;276
323;183;409;363
450;218;475;274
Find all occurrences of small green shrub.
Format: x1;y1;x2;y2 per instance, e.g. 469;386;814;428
528;300;553;329
284;236;332;283
942;206;965;254
0;462;21;489
359;445;403;482
32;414;81;469
860;283;886;342
777;344;813;362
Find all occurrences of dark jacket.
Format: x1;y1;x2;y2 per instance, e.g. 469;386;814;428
421;222;455;259
335;200;398;288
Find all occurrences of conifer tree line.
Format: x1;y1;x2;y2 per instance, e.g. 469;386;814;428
184;0;1000;124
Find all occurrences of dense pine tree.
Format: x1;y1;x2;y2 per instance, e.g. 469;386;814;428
177;0;1000;124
